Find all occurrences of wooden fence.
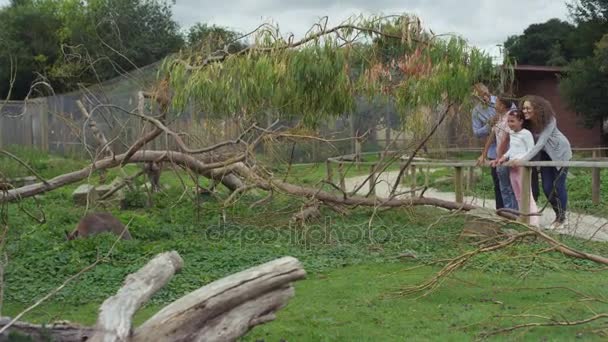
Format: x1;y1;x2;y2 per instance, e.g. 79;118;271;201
327;148;608;225
0;96;245;158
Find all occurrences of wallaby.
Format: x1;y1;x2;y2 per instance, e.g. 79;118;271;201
66;212;132;240
142;161;162;192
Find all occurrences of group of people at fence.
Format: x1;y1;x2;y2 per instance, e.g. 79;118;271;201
472;83;572;228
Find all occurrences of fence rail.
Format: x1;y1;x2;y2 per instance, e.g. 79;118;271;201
327;147;608;224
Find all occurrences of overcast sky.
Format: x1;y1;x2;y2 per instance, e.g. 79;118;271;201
171;0;571;58
1;0;571;58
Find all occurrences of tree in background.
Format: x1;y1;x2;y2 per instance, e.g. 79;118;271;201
502;1;608;140
568;0;608;21
0;0;184;100
560;0;608;139
560;34;608;134
0;0;64;99
503;18;576;66
503;1;608;66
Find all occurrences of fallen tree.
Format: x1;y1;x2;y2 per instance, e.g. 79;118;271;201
0;252;306;342
2;13;607;339
0;150;246;203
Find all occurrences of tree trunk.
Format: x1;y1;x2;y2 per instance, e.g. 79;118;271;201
132;256;306;342
0;254;305;342
0;151;245;203
91;251;184;342
0;318;93;342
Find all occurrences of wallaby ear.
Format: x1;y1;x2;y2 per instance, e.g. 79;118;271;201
64;229;71;241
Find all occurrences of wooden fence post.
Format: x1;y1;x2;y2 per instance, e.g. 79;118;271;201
338;162;345;192
454;166;463;203
369;163;376;197
355;139;362;171
410;165;417;196
40;101;49;152
467;166;474;190
400;163;409;185
520;166;532;225
0;112;3;149
355;139;362;162
592;150;601;205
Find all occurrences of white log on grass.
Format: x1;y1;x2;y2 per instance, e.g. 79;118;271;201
0;254;304;342
0;318;94;341
90;251;184;342
132;256;306;342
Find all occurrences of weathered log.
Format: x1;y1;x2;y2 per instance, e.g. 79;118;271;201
208;171;242;192
1;254;303;342
0;318;93;342
90;251;184;342
132;256;306;342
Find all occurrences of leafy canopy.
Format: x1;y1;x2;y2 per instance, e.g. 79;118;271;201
162;14;502;128
0;0;184;99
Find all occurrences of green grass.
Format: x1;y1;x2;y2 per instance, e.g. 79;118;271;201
4;263;607;341
2;148;608;340
244;263;608;341
0;145;88;179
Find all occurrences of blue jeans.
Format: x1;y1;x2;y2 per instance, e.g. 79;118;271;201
496;165;518;210
489;159;503;209
540;151;568;222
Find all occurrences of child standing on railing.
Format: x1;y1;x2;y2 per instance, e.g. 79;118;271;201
496;110;539;226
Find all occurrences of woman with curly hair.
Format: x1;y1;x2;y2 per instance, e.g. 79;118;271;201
507;95;572;228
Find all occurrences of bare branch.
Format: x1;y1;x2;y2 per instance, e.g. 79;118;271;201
482;313;608;338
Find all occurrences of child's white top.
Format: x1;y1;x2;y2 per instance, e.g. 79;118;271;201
505;128;534;160
493;109;516;153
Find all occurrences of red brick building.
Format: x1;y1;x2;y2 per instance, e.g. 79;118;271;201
512;65;604;147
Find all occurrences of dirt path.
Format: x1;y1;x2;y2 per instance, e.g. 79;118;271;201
345;171;608;242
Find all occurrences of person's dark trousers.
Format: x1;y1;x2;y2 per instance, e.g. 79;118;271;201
540;151;568;222
489;158;504;209
531;167;540;202
529;152;541;202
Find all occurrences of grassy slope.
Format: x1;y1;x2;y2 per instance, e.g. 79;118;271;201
1;148;608;340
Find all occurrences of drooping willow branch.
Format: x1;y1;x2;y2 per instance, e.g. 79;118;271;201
179;17;428;70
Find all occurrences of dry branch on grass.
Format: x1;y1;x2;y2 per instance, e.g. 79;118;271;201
397;231;537;297
0;252;306;342
481;313;608;338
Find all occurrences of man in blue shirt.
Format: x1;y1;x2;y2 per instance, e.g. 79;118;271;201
472;83;504;209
